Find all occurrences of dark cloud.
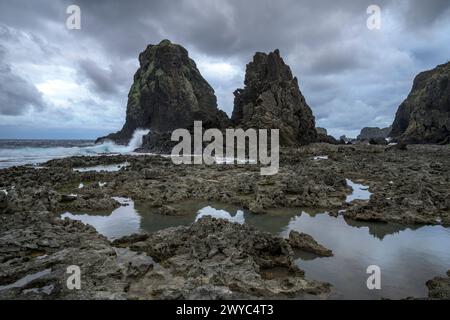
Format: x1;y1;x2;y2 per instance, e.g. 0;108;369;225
402;0;450;29
77;58;129;96
0;46;47;115
0;0;449;138
0;65;47;115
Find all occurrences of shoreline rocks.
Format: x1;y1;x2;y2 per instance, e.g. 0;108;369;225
113;217;330;299
426;270;450;299
1;144;449;226
1;143;449;300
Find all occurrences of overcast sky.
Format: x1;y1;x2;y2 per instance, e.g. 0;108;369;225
0;0;449;139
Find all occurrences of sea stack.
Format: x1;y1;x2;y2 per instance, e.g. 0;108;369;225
357;126;391;141
97;39;229;145
232;49;317;146
390;61;450;144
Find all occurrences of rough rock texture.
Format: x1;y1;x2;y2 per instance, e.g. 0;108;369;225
369;137;388;145
113;217;330;299
391;62;450;144
2;144;449;225
426;270;450;299
1;143;450;299
232;49;317;146
97;40;229;145
357;126;391;140
287;230;333;257
135;131;179;154
0;210;153;300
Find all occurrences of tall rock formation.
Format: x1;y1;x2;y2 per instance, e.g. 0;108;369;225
390;62;450;144
357;126;391;141
232;49;317;146
97;39;229;145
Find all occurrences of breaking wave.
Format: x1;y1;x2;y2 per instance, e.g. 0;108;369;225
0;129;150;168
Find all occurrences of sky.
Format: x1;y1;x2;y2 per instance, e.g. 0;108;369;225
0;0;449;139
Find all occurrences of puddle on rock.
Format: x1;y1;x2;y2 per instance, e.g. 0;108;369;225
61;197;140;240
346;179;372;202
73;162;130;172
60;199;450;299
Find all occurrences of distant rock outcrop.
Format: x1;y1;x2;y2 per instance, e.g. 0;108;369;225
390;62;450;144
357;126;391;141
232;49;317;146
316;127;327;135
315;127;339;144
97;40;229;145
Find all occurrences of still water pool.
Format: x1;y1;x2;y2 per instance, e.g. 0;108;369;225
61;199;450;299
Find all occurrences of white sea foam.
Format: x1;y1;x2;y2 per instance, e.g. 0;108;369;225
0;129;150;169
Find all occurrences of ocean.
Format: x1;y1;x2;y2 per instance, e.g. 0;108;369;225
0;129;150;169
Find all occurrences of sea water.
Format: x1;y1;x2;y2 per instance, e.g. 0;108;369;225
0;129;150;169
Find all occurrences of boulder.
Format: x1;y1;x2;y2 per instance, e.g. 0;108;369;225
287;230;333;257
426;270;450;299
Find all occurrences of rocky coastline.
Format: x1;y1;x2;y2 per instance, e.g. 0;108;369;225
1;142;449;299
1;40;449;300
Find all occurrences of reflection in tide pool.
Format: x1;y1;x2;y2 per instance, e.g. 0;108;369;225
61;197;140;240
280;212;450;299
195;206;245;224
346;179;372;202
61;199;450;299
73;162;130;172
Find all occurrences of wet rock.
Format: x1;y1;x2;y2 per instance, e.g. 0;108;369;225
0;210;151;300
154;205;180;216
426;270;450;299
59;195;120;212
114;217;330;299
0;191;7;210
137;131;177;154
61;194;78;202
1;142;450;300
2;143;449;227
287;230;333;257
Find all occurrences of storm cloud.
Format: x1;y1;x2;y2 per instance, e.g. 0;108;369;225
0;43;47;115
0;0;449;138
